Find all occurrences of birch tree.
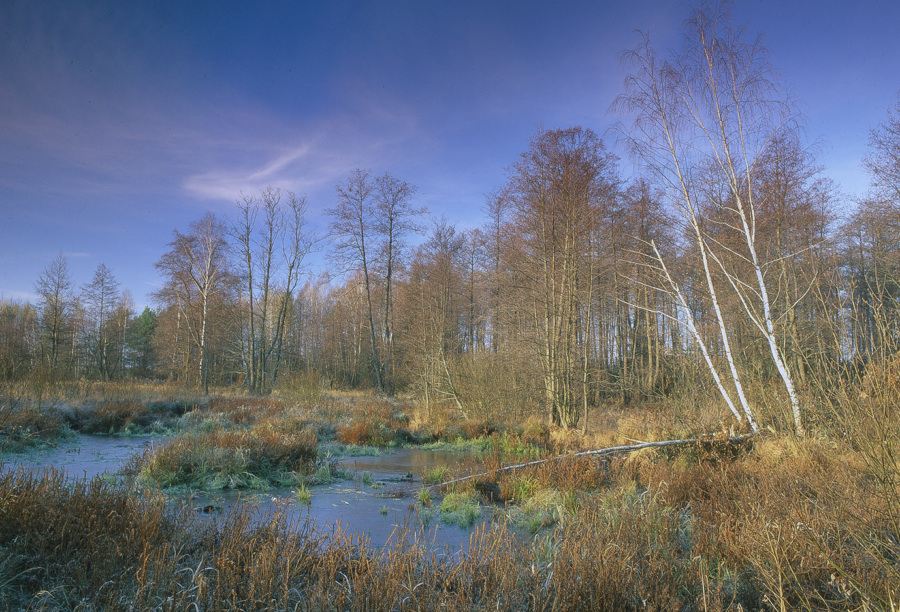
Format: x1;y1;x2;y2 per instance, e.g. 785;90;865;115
155;213;230;394
616;1;805;434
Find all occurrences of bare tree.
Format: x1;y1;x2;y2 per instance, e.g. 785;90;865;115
327;170;384;393
843;97;900;362
232;187;313;395
155;213;231;394
403;218;466;414
34;252;74;377
373;172;425;394
327;170;423;394
616;2;806;434
504;127;619;428
0;300;37;382
483;189;508;354
864;95;900;204
81;263;120;381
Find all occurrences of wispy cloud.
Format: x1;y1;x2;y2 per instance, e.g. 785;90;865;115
182;100;426;205
0;290;39;303
183;141;343;202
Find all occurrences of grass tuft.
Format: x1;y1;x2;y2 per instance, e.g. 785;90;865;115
131;423;319;490
439;491;481;528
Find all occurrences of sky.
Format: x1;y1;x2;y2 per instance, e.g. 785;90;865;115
1;0;899;311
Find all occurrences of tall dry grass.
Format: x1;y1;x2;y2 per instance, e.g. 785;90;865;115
3;377;900;610
3;432;899;610
0;395;72;451
130;423;320;489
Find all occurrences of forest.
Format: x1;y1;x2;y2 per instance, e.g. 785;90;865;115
3;39;899;437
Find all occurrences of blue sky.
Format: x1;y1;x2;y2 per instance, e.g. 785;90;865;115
2;0;899;310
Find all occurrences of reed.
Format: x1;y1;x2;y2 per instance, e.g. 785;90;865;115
3;390;899;609
131;423;319;489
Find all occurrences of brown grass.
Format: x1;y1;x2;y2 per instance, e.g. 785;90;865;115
131;423;319;489
2;388;899;610
7;437;895;611
335;400;419;446
207;396;289;425
0;400;70;451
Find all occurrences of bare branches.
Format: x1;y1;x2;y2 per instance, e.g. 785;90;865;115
155;213;230;393
232;188;313;395
615;0;805;434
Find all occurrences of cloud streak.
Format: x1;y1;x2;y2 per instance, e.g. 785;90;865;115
182;91;428;205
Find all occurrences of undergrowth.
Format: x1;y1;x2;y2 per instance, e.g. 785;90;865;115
4;432;897;611
1;386;899;609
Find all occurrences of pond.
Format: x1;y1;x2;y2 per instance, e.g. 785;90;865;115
0;435;490;552
0;434;160;477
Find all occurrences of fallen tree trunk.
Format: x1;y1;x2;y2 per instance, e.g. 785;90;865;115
432;432;757;490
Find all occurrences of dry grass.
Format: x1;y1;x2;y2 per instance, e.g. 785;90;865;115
1;379;211;407
3;384;899;610
207;396;289;424
0;399;71;451
72;399;193;434
130;423;319;489
7;435;896;611
331;400;432;446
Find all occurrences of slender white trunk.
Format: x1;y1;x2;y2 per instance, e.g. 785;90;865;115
730;192;804;435
652;241;757;430
661;119;758;429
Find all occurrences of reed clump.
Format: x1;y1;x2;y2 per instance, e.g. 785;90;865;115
73;399;191;434
132;423;319;489
0;400;72;451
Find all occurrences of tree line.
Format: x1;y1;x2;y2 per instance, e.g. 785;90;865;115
3;4;899;434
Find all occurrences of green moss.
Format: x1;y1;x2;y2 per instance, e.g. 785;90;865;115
439;491;481;528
